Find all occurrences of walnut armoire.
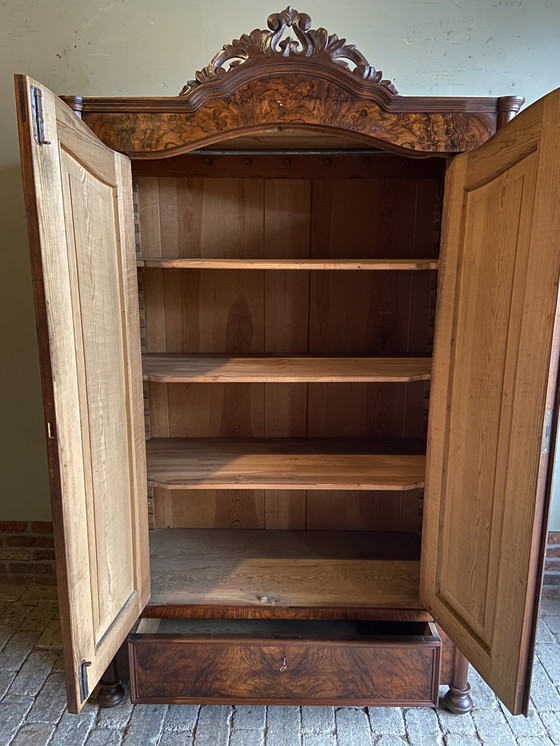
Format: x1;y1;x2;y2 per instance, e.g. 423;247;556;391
15;6;560;717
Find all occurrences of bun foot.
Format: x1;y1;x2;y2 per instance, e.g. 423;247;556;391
444;681;473;714
97;680;125;708
97;659;125;708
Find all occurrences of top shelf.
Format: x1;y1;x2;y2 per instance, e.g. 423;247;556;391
142;354;432;383
136;258;439;271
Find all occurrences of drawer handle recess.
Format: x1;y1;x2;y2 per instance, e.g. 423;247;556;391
280;656;287;672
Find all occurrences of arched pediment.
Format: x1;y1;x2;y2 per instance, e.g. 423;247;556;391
71;7;524;157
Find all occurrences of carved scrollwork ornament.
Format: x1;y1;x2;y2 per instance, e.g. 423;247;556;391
179;7;398;96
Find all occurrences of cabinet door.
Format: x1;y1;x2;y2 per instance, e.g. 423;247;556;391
15;76;150;713
421;88;560;715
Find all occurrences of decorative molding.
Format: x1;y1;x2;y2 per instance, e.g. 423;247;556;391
179;6;398;96
496;95;525;128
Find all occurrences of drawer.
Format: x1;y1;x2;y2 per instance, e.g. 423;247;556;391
129;618;441;706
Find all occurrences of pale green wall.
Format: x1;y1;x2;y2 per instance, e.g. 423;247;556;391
1;0;560;525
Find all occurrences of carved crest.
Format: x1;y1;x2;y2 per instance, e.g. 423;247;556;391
179;7;398;96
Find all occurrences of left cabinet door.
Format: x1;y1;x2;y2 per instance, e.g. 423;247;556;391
15;76;150;713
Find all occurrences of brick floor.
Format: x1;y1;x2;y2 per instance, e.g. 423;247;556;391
0;585;559;745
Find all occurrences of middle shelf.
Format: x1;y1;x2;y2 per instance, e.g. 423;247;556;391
146;438;426;491
142;354;432;383
137;257;439;270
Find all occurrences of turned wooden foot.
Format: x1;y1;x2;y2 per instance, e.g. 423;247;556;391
444;648;473;714
97;659;125;708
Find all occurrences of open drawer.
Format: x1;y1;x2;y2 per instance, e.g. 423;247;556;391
129;618;441;706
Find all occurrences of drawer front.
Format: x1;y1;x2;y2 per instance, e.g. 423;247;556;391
129;630;440;706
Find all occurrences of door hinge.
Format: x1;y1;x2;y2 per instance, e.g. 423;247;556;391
542;408;553;454
30;86;51;145
79;659;92;703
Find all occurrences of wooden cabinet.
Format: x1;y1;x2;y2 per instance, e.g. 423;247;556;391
15;7;560;717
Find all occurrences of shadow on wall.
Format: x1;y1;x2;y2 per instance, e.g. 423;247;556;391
0;164;51;521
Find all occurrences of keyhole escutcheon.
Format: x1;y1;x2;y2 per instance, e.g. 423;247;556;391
280;655;287;672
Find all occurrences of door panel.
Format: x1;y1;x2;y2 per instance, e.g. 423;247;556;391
421;88;560;714
15;76;149;712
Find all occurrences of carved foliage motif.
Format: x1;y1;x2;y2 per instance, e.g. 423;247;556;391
179;7;398;96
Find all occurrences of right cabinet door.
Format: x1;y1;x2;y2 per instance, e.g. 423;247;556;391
421;88;560;715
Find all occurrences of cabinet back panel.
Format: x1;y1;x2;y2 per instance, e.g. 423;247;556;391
143;268;267;353
310;178;439;259
142;270;434;355
135;176;267;258
148;382;426;439
309;272;434;355
152;488;421;532
135;174;440;260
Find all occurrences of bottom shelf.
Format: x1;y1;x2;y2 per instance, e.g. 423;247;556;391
147;529;422;615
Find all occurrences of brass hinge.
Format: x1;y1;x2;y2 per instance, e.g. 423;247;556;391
79;659;92;703
30;86;51;145
542;409;553;454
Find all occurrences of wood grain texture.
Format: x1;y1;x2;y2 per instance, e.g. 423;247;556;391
142;354;432;382
146;437;426;490
143;605;433;621
15;76;149;713
306;382;427;438
438;626;456;686
306;490;422;532
148;528;422;610
144;270;265;354
151;488;421;531
152;488;265;529
78;65;502;157
138;258;439;270
137;159;439;529
150;383;265;437
421;88;560;715
59;148;138;645
129;630;440;705
262;177;311;526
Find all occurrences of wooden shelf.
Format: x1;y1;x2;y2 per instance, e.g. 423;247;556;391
142;354;432;383
146;438;426;491
137;257;439;270
148;528;422;612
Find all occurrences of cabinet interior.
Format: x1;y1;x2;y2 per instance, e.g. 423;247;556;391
132;145;446;617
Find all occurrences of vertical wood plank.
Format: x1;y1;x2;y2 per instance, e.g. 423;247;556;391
263;179;312;529
306;490;422;531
